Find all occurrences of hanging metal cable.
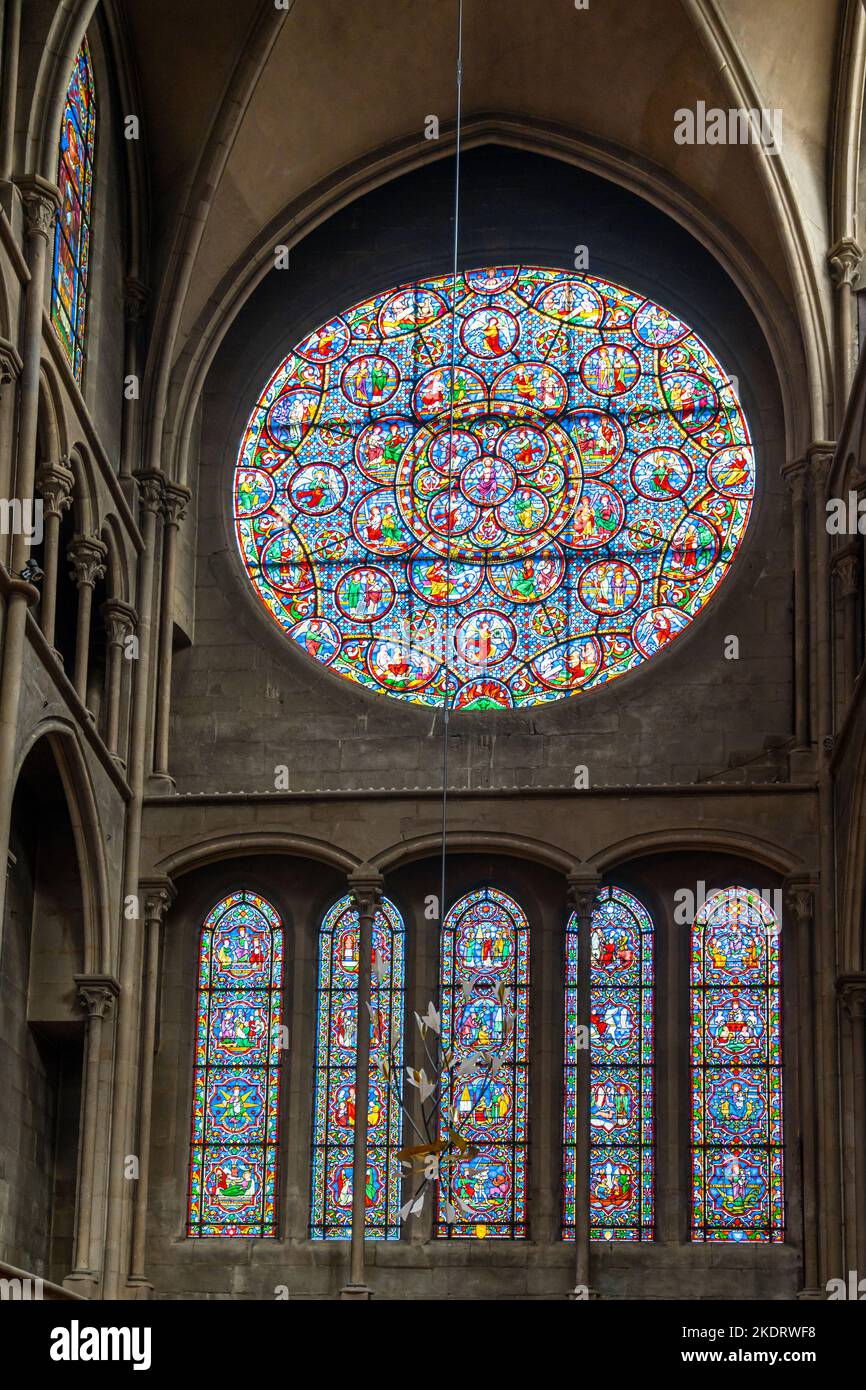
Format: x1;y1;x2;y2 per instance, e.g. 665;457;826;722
438;0;464;934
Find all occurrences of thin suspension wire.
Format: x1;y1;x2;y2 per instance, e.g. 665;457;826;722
439;0;464;939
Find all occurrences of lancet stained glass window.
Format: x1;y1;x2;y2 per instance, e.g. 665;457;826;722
311;894;404;1239
691;887;783;1241
563;887;654;1240
188;892;283;1237
437;888;529;1238
51;39;96;385
234;266;755;709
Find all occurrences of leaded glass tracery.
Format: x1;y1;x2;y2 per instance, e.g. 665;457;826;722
311;894;405;1239
691;886;783;1242
437;887;529;1238
563;886;654;1240
234;266;755;709
51;39;96;385
187;891;283;1237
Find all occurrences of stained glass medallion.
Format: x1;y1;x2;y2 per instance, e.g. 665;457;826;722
51;40;96;385
188;892;283;1237
311;894;405;1239
437;888;530;1238
234;266;755;709
691;887;783;1242
563;887;654;1241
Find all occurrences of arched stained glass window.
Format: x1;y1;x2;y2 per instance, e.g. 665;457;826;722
437;887;529;1238
234;266;755;710
691;886;783;1242
187;891;284;1238
51;39;96;385
311;894;404;1239
563;887;654;1240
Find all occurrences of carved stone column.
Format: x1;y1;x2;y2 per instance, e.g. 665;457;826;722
120;280;148;480
0;338;23;502
782;460;810;755
0;180;59;947
807;443;844;1286
833;549;860;703
837;974;866;1279
35;458;75;651
566;870;601;1299
127;877;176;1297
785;877;821;1297
64;975;119;1294
828;238;863;425
341;865;383;1300
152;482;191;784
101;599;137;760
67;534;107;704
103;470;164;1299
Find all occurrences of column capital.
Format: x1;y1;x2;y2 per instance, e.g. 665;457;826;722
806;441;836;490
18;176;60;242
828;236;863;289
833;549;860;597
75;974;120;1019
782;459;807;501
35;458;75;516
0;335;23;397
123;277;150;324
134;470;165;515
67;534;107;589
140;876;177;925
837;973;866;1020
347;863;384;916
566;870;602;920
783;874;818;925
101;598;137;646
163;482;192;528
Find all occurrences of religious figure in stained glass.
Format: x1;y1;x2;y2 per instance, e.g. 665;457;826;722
234;267;755;709
563;887;654;1240
187;892;283;1237
51;39;96;385
691;887;783;1241
437;888;529;1238
311;895;404;1239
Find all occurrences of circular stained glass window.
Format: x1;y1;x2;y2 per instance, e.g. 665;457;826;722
233;266;755;710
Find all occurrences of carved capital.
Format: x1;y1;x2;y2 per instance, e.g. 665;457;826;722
135;470;165;516
67;534;107;589
35;458;75;517
807;442;836;495
123;276;149;324
75;974;120;1019
837;973;866;1020
101;598;137;647
834;550;860;598
782;460;807;505
140;876;176;926
783;875;817;925
347;863;384;921
0;336;23;398
163;482;192;529
566;870;602;923
828;237;863;289
19;178;60;242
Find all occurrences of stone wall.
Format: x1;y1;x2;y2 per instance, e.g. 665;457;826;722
169;148;794;796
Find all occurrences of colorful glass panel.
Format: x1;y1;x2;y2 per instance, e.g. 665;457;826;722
311;894;404;1239
691;887;783;1241
51;39;96;385
187;891;283;1237
233;266;755;709
563;887;654;1240
437;888;529;1238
